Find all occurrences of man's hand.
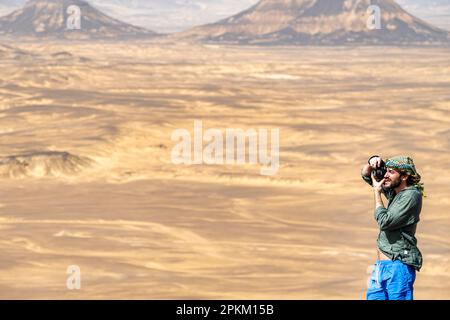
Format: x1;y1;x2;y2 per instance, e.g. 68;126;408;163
369;156;382;170
362;156;383;178
371;174;385;193
372;174;385;209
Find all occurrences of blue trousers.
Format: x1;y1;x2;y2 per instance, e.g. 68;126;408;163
366;260;416;300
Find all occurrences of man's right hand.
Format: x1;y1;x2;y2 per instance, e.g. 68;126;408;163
371;174;385;193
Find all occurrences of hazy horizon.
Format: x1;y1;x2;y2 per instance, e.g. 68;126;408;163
0;0;449;33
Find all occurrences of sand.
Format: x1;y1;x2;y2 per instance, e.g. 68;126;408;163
0;41;449;299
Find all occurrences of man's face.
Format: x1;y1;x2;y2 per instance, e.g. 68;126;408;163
383;168;402;189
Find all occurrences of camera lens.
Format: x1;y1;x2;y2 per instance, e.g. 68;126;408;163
374;160;387;181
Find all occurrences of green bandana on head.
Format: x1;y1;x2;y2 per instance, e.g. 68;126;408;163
385;156;425;197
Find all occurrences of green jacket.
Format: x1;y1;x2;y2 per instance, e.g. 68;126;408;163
362;175;423;271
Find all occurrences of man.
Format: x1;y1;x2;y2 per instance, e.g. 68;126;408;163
361;155;424;300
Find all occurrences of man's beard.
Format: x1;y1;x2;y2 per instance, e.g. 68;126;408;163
385;177;401;189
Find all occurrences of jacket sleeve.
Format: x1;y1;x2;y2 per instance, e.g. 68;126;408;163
374;192;419;231
362;173;373;186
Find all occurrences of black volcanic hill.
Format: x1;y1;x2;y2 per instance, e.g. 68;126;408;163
179;0;450;45
0;0;157;39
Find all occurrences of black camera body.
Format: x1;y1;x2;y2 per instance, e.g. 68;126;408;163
373;160;387;181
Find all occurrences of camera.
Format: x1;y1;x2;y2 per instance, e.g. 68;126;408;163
373;160;387;181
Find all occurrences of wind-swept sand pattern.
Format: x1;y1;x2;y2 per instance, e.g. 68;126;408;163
0;42;449;299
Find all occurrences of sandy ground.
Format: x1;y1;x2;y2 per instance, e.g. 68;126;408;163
0;41;449;299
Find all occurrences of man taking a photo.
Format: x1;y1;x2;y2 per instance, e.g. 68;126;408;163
362;155;424;300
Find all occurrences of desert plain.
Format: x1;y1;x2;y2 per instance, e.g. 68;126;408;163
0;40;449;299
